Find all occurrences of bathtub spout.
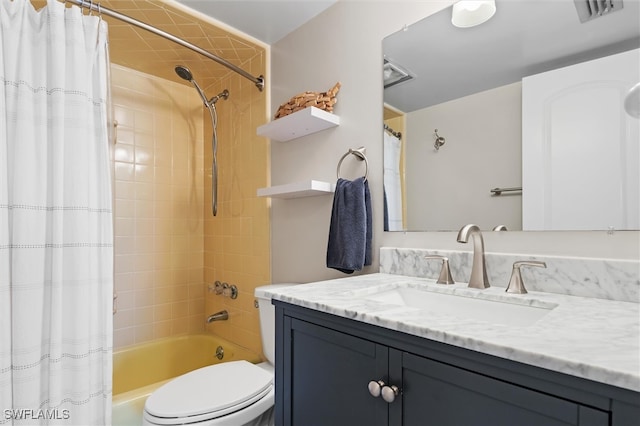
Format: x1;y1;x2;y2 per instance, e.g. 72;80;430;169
207;310;229;323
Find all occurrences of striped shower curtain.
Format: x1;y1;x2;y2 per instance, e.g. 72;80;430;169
0;0;113;424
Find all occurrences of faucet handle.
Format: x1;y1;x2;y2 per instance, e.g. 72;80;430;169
506;261;547;294
424;255;455;285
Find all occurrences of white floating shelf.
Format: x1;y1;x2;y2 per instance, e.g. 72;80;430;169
257;180;335;199
256;107;340;142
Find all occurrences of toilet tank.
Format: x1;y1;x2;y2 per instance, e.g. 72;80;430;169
254;284;296;365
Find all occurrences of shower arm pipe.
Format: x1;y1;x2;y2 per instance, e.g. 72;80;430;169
66;0;265;91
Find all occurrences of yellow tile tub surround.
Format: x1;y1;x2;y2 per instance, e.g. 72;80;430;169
112;64;207;349
35;0;270;354
202;58;271;357
100;0;270;353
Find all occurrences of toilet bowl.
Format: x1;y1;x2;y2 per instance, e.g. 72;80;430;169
142;284;294;426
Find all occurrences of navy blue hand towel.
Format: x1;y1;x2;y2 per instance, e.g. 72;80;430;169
327;177;372;274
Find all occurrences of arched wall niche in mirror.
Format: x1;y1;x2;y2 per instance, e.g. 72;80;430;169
382;0;640;232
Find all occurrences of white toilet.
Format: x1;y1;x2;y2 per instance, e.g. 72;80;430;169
142;284;293;426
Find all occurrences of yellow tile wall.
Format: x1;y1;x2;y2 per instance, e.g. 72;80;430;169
111;54;270;356
203;52;271;357
112;64;206;349
32;0;271;355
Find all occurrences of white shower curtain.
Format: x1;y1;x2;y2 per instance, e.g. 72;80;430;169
383;132;403;231
0;0;113;424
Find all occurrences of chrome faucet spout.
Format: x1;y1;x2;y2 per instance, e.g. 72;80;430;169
207;310;229;323
456;224;490;289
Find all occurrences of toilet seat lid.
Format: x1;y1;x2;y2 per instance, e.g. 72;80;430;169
144;360;273;420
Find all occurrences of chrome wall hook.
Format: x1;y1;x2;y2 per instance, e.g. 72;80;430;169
433;129;445;150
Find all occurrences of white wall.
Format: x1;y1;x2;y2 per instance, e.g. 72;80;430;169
270;1;640;284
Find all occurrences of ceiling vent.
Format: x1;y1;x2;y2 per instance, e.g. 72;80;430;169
383;59;414;89
574;0;624;23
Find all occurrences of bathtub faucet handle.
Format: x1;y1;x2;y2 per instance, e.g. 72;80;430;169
222;283;238;299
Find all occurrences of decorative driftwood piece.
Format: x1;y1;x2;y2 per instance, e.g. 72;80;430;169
274;82;341;119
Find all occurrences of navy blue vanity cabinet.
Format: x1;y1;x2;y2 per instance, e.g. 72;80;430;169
278;317;388;426
274;301;640;426
397;352;608;425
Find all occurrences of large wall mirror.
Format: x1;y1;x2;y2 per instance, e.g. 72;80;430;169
382;0;639;232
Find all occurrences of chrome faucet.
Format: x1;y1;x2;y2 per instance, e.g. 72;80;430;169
207;310;229;323
456;224;490;289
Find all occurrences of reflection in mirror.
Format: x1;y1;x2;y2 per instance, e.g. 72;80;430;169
382;0;640;232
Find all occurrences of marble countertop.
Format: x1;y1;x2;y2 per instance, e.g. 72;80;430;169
266;273;640;392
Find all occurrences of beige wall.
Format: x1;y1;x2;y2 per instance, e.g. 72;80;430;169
112;64;206;349
405;82;522;231
270;1;640;285
202;53;271;356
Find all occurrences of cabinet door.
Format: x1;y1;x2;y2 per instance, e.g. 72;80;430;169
397;352;608;426
283;318;388;426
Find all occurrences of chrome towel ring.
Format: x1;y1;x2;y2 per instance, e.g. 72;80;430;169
337;147;368;181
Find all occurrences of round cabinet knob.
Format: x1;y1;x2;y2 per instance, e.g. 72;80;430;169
381;385;400;403
368;380;385;398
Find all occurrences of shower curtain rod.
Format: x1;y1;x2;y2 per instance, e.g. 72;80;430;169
65;0;265;91
384;124;402;140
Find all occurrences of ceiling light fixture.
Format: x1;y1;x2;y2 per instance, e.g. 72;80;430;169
451;0;497;28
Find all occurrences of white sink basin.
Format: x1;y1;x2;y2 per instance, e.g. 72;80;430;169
364;286;556;327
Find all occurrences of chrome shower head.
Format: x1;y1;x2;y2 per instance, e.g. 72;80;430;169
174;65;230;108
174;65;193;81
175;64;209;106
